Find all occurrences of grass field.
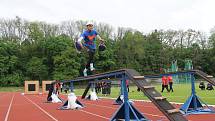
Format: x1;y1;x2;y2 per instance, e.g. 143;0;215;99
0;87;24;92
1;83;214;105
72;83;215;105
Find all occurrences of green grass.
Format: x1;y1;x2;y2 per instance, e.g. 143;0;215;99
0;87;24;92
73;83;215;105
1;83;214;105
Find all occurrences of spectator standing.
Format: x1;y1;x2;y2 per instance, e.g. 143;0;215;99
161;76;169;92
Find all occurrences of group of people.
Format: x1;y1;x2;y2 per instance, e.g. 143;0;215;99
199;81;214;90
161;75;174;92
95;81;111;96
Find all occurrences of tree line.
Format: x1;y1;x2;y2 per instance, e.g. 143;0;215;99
1;16;215;86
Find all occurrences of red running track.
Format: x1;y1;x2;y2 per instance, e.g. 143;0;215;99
0;92;215;121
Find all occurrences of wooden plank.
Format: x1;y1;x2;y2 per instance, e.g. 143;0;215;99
133;76;144;79
167;109;180;114
207;75;213;78
143;86;155;89
154;96;166;100
42;80;54;94
25;81;39;94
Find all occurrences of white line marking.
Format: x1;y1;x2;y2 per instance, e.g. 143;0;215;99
37;96;110;120
79;110;109;120
4;94;14;121
85;102;166;118
43;94;166;119
143;113;166;118
24;96;58;121
84;102;116;109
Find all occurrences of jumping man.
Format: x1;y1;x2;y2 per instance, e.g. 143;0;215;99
77;22;104;76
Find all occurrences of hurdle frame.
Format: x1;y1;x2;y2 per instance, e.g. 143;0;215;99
24;80;39;94
42;80;54;94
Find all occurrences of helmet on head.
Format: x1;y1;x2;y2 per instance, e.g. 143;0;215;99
86;22;93;26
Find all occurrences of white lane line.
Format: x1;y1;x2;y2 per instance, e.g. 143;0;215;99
79;110;109;120
84;102;116;109
24;96;58;121
84;102;166;118
34;95;165;118
143;113;166;118
4;94;15;121
34;95;109;120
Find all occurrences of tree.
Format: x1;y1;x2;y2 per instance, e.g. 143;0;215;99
26;57;48;80
53;47;80;80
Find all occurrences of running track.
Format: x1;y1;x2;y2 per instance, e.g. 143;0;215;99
0;92;215;121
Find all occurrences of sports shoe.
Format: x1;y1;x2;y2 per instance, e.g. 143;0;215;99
83;68;87;76
90;63;95;71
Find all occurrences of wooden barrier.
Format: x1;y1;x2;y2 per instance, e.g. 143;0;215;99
24;81;39;94
42;80;54;94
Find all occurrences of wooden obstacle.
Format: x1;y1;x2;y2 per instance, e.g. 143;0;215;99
25;81;39;94
42;80;54;94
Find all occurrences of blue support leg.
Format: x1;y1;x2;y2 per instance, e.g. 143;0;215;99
110;74;148;121
180;73;215;115
114;80;124;105
122;75;129;121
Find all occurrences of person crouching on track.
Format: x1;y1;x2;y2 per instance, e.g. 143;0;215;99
77;22;104;76
161;76;169;92
47;83;54;101
206;83;214;90
199;81;205;90
168;75;173;92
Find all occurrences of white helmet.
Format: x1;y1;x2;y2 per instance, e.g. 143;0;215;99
86;21;93;26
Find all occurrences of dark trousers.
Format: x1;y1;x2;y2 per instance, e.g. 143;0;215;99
161;85;169;92
86;49;95;69
207;86;214;90
169;82;173;92
127;85;129;92
47;88;53;101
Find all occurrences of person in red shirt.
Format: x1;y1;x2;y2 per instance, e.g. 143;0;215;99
55;81;60;95
168;76;174;92
161;76;169;92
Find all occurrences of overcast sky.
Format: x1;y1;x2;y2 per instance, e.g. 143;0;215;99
0;0;215;34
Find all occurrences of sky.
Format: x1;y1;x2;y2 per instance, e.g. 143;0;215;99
0;0;215;34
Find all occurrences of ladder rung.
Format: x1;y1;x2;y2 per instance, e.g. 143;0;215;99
167;109;180;114
207;75;213;78
154;96;166;100
133;76;144;79
143;86;155;89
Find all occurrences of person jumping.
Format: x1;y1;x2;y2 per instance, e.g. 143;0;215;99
76;22;104;76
